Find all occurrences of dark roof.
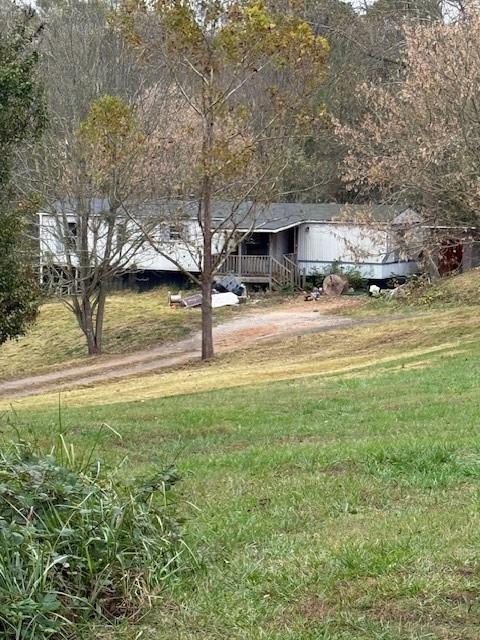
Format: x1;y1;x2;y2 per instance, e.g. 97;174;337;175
42;199;406;232
154;201;407;231
211;202;405;232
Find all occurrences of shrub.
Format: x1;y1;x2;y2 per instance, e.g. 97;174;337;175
0;434;184;639
308;262;366;291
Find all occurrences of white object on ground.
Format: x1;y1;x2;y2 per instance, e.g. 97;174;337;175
211;292;240;308
369;284;381;298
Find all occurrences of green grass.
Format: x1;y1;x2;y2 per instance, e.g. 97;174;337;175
4;303;476;411
3;309;480;639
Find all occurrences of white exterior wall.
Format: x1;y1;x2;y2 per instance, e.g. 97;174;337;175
130;221;204;272
128;238;200;272
39;214;63;258
297;222;417;279
38;213;223;274
39;212;419;280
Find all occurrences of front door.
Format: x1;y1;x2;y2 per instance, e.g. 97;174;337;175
243;232;270;256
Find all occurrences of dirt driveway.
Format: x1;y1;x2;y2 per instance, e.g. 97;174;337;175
0;299;356;400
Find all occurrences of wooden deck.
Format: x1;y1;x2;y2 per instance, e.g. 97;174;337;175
217;254;301;289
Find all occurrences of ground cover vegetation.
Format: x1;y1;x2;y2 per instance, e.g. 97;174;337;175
0;429;183;639
2;302;480;639
3;0;480;638
0;288;244;381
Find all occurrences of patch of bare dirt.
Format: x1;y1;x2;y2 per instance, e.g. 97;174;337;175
295;595;335;621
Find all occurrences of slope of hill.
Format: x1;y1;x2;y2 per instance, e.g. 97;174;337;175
0;289;204;380
412;268;480;306
3;298;480;640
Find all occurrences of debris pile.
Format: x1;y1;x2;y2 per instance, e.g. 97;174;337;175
304;287;322;301
215;275;247;298
168;276;247;310
369;283;408;300
212;292;240;308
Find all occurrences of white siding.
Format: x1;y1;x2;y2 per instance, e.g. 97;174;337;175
38;215;220;274
39;212;419;281
297;222;417;279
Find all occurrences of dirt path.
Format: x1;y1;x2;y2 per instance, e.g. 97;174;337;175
0;300;361;400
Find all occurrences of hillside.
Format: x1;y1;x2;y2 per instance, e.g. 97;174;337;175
2;269;479;385
410;268;480;306
0;289;205;380
3;294;480;639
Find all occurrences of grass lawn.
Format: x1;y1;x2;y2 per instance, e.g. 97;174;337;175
0;288;242;381
3;301;480;639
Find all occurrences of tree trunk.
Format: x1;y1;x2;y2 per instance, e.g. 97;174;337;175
201;170;214;360
201;273;214;360
200;76;215;361
85;328;100;355
73;293;101;355
81;305;100;355
94;285;106;354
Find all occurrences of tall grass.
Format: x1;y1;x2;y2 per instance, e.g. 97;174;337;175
0;429;184;639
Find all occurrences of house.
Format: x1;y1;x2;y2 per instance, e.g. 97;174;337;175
38;200;422;291
212;202;420;287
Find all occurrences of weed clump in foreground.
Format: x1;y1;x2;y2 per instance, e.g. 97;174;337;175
0;435;183;639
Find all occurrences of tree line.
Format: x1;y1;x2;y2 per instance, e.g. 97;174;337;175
1;0;478;359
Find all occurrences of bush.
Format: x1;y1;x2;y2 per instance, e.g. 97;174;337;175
0;434;183;639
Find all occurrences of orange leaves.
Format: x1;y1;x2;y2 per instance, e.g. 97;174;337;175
336;10;480;224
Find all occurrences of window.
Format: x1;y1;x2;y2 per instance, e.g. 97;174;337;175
68;222;78;237
169;221;187;241
65;222;78;250
156;221;188;243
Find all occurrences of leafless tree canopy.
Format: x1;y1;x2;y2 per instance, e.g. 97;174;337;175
17;0;178;354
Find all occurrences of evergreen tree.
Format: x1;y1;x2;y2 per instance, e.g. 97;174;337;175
0;5;45;344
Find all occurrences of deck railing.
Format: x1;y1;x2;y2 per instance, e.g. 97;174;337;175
218;253;300;288
220;254;272;277
282;253;301;288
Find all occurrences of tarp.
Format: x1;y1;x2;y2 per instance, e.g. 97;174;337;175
211;292;239;308
181;292;240;308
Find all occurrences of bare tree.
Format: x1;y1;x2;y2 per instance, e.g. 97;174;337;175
122;0;329;360
35;94;168;354
19;1;172;354
267;0;468;203
336;7;480;274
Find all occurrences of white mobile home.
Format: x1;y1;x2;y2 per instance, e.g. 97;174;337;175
38;200;420;289
215;203;419;286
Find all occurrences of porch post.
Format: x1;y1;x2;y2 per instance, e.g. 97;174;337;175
238;240;242;278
